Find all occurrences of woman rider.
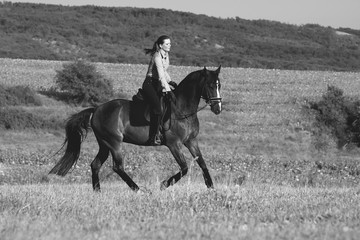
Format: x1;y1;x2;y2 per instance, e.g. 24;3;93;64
142;35;176;145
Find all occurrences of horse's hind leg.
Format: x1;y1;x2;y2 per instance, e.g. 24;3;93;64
110;145;140;192
184;139;214;188
91;143;109;192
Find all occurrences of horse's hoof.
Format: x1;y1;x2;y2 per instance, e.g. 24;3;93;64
160;180;168;191
138;186;152;195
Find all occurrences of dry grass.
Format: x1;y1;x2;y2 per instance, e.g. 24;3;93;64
1;58;360;239
1;182;360;240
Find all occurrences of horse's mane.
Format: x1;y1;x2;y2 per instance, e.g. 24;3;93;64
176;69;202;90
169;69;203;118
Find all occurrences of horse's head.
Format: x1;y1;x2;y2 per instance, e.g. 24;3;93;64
201;66;222;115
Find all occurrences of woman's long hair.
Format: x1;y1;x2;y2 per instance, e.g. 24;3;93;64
144;35;170;56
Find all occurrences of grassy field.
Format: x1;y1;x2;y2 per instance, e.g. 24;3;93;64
1;58;360;239
1;182;359;240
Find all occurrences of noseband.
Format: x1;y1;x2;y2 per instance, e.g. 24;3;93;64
205;96;222;105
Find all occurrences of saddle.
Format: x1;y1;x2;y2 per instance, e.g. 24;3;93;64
132;88;146;102
130;88;169;126
130;89;151;124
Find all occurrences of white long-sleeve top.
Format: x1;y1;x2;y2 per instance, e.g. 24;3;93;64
146;50;171;92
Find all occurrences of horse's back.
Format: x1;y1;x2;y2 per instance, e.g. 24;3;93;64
91;99;130;132
92;98;150;130
95;99;130;117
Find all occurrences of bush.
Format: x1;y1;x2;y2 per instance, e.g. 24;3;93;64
0;85;42;107
307;85;360;148
0;107;65;130
55;60;114;106
0;107;44;130
38;86;75;103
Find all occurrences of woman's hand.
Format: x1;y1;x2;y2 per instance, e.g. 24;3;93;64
163;91;176;103
168;81;178;90
161;81;171;92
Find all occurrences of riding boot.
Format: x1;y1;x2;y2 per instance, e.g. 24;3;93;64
148;114;162;145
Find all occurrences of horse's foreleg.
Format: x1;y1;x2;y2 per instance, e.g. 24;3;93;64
90;144;110;192
196;155;214;188
111;147;139;192
161;143;188;190
185;139;214;188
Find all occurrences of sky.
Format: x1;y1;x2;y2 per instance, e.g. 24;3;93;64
7;0;360;30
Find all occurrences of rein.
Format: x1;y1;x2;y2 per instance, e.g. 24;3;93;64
174;99;210;120
171;96;221;121
162;100;208;132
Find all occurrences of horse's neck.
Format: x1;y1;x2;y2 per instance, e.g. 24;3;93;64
175;73;202;114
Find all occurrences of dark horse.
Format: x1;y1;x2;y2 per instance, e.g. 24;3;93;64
49;66;222;191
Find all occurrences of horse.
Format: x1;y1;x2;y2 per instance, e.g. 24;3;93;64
49;66;222;192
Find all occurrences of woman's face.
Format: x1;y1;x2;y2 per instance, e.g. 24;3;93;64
160;39;171;52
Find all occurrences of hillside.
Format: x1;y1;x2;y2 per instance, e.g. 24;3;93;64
1;2;360;71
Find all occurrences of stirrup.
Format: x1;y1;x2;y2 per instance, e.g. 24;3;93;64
147;134;162;146
153;136;162;145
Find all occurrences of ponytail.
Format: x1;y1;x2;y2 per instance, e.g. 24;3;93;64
144;35;170;55
144;42;159;55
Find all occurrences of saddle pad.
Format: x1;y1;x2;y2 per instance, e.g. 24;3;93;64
129;101;150;126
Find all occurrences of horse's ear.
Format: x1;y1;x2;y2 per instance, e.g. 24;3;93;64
215;65;221;74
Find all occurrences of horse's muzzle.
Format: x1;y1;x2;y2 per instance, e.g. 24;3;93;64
208;97;222;115
211;103;221;115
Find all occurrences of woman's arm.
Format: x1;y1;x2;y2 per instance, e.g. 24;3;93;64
154;54;171;92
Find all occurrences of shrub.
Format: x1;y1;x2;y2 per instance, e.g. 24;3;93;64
0;107;65;130
38;86;75;103
55;60;114;106
0;85;42;107
307;85;360;148
0;107;43;130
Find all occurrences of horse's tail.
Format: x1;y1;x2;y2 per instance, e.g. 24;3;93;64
49;107;95;176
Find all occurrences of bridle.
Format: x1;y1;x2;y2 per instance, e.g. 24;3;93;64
201;78;222;107
203;96;222;106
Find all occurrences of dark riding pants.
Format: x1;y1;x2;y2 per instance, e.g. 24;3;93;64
142;76;162;115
